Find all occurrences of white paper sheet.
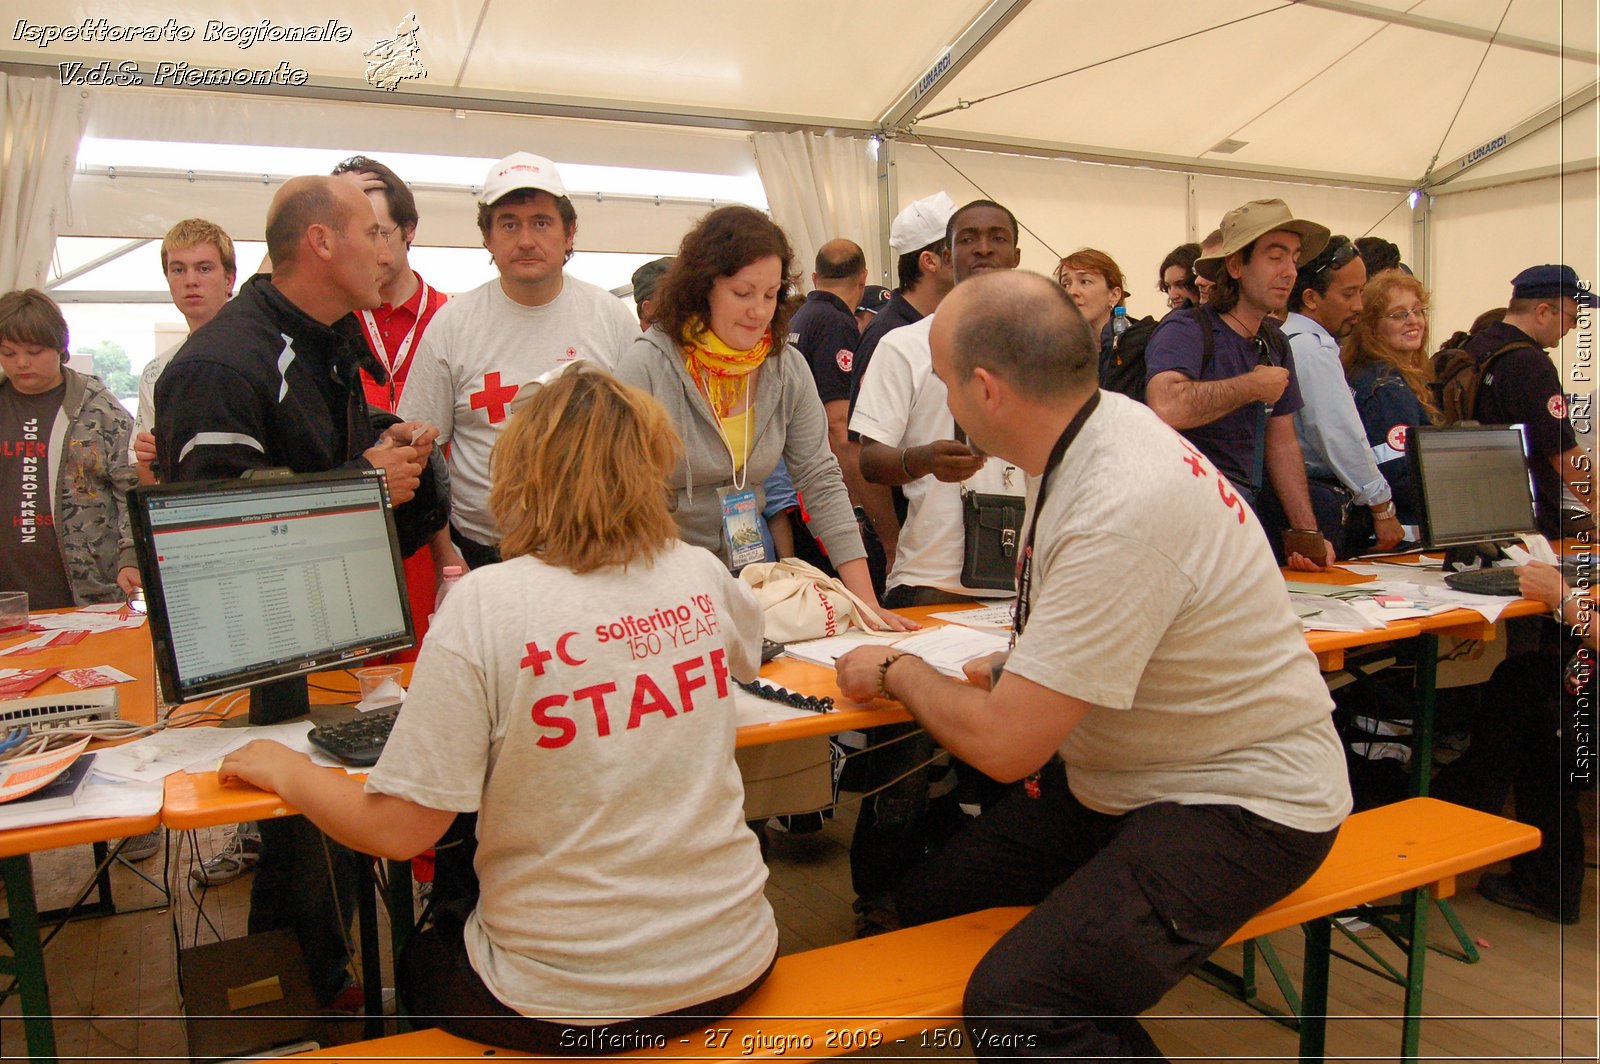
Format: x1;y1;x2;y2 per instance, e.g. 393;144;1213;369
888;625;1011;676
927;603;1015;629
92;721;314;783
779;630;902;667
0;775;164;830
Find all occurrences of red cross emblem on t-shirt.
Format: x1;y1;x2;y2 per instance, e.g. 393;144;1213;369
469;371;518;424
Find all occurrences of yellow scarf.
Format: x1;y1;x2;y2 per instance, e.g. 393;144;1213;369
681;322;771;419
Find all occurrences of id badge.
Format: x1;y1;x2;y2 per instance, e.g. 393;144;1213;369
720;487;765;570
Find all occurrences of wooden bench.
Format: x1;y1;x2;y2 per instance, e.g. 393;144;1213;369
290;798;1538;1064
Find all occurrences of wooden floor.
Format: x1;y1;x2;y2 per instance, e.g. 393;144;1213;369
3;799;1597;1062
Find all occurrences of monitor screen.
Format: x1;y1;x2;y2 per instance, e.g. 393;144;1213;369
130;470;414;704
1408;424;1538;549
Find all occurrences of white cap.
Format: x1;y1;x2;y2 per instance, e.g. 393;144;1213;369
479;152;568;206
889;191;957;254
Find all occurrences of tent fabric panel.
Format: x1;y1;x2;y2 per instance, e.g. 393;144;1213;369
1430;171;1599;389
1434;98;1598;192
86;88;763;177
894;144;1191;323
62;172;708;257
452;0;978;121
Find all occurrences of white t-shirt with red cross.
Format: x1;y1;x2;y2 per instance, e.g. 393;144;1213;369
397;276;636;543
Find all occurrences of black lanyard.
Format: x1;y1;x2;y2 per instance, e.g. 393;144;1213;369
1010;390;1101;646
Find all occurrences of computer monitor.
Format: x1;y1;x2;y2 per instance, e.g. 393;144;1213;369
1407;424;1538;550
129;469;415;711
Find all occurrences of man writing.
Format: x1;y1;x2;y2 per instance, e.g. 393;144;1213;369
836;271;1350;1059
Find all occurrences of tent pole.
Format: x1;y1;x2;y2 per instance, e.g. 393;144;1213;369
1411;193;1432;290
877;137;897;289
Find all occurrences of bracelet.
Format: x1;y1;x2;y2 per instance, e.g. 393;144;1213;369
1370;501;1396;520
1559;588;1587;621
899;447;914;479
878;652;909;700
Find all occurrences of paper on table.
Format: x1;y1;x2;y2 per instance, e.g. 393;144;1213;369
28;611;145;633
0;775;163;830
1292;595;1386;632
780;629;902;667
889;624;1012;676
0;738;91;802
927;603;1015;628
93;720;315;783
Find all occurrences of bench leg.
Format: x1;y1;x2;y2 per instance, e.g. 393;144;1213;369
1297;919;1331;1064
1400;887;1430;1064
1428;896;1481;964
1197;937;1300;1030
385;858;415;1032
0;854;58;1064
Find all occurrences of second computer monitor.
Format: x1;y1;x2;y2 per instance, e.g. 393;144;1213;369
1408;424;1538;549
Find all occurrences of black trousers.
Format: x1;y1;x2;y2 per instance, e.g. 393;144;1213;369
852;585;988;903
895;762;1337;1063
1433;638;1592;918
450;524;501;570
397;901;775;1055
248;816;359;1005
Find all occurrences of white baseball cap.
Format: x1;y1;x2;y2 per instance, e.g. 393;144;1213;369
479;152;568;206
890;191;957;255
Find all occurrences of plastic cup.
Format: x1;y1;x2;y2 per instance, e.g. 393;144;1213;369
0;592;27;635
354;665;404;707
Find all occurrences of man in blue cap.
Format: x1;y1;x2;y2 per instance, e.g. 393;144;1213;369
1462;264;1596;536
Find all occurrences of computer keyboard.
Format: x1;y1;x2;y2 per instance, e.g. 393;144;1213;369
1444;562;1582;598
308;708;398;767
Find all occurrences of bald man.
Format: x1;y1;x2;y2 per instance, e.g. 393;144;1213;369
835;271;1349;1061
154;175;438;1010
788;238;869;487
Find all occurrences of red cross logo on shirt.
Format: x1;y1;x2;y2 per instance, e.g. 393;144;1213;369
521;640;553;676
470;372;518;424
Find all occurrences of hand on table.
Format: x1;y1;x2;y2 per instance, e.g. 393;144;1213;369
867;604;920;633
1286;538;1334;572
116;567;142;594
1372;513;1405;552
835;645;902;703
1516;560;1565;610
218;740;308;793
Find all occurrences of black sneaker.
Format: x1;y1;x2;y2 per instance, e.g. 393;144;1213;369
1478;872;1580;926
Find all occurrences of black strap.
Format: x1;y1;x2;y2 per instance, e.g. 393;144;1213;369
1011;390;1102;642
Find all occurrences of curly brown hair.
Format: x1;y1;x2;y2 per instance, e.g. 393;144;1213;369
1341;272;1439;421
648;206;798;346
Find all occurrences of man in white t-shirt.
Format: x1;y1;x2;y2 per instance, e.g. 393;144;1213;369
836;271;1351;1060
851;199;1025;608
130;218;237;483
396;153;636;566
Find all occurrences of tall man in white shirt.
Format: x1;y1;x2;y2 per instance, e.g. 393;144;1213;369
397;152;636;567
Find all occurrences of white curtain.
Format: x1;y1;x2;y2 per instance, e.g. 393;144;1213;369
752;131;880;291
0;76;90;291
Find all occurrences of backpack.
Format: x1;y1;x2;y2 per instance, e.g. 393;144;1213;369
1430;340;1536;425
1099;314;1159;402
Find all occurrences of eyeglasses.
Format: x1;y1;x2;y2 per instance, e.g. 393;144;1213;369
1384;307;1428;323
1312;238;1358;277
377;224;403;243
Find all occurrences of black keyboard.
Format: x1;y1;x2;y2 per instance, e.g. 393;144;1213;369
1444;562;1581;598
308;708;398;767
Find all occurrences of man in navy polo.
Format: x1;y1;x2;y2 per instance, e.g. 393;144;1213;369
789;239;869;480
1463;264;1596;536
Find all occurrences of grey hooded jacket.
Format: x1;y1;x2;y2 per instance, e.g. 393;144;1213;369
612;326;865;569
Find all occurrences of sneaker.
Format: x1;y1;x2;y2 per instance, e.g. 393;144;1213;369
190;825;262;886
121;828;162;862
1478;871;1580;926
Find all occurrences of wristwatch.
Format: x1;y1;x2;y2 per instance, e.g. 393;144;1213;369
1370;501;1397;520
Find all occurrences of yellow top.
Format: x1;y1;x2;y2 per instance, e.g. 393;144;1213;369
719;406;754;474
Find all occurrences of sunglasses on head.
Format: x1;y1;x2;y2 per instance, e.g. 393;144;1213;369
1312;238;1358;277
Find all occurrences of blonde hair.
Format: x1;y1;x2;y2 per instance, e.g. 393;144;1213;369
489;369;682;573
1342;272;1439;421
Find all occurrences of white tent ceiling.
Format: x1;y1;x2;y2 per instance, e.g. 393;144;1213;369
3;0;1593;190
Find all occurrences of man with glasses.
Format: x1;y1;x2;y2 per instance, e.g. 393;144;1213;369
1464;264;1596;537
1284;236;1404;552
397;152;636;569
1145;199;1332;568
